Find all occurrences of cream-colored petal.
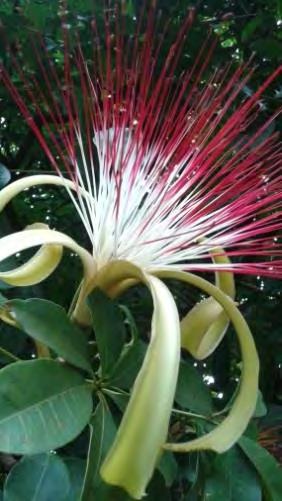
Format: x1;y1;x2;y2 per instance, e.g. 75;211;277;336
0;229;96;293
85;261;180;499
0;223;62;286
178;248;235;359
155;269;258;453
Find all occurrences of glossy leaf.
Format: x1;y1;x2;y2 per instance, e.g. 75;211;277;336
9;298;92;373
0;359;93;454
87;289;125;376
3;453;70;501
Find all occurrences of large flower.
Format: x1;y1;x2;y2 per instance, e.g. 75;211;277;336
0;3;281;498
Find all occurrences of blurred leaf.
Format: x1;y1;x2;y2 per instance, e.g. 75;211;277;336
241;16;263;42
175;361;212;414
260;404;282;428
63;458;86;501
252;38;282;59
125;0;134;16
22;2;56;31
88;289;125;376
0;359;92;454
0;164;11;189
0;293;7;307
146;472;171;500
9;299;92;373
278;0;282;18
239;436;282;501
3;453;70;501
253;120;276;148
157;451;178;487
0;321;30;364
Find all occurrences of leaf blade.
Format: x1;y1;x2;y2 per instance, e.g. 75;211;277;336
80;399;117;501
239;436;282;501
0;359;93;454
9;299;92;373
87;289;125;376
3;453;70;501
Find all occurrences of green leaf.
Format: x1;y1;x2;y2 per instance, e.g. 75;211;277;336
107;303;146;389
230;448;262;501
63;458;86;501
125;0;134;16
241;16;263;42
0;359;93;454
175;361;212;414
105;390;129;412
3;453;70;501
108;339;146;389
80;399;117;500
239;436;282;501
203;454;230;500
146;472;171;500
87;289;125;376
119;304;139;343
203;447;262;501
157;451;178;487
252;38;282;59
9;299;92;373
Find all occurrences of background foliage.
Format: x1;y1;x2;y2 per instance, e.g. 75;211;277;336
0;0;281;499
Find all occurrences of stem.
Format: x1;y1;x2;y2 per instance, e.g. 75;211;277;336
172;408;218;425
0;346;20;362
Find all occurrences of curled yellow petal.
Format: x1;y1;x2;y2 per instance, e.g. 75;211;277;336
156;269;259;454
0;174;78;212
0;228;96;295
179;248;235;359
0;175;96;312
180;296;230;359
0;223;62;286
88;261;181;499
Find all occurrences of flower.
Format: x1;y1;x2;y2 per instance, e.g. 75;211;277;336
0;3;281;499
